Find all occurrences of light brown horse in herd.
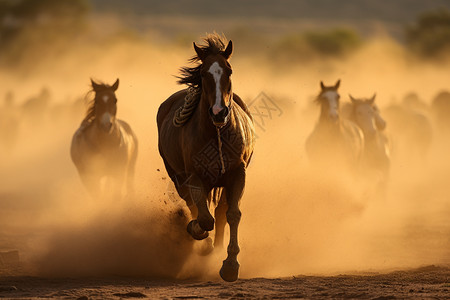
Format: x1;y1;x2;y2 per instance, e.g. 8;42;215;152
71;79;138;200
306;80;391;194
157;35;255;282
306;80;364;173
346;94;391;189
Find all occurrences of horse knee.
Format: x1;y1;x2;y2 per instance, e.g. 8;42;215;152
226;209;241;226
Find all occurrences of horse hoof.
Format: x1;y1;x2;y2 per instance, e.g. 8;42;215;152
196;237;214;256
187;220;209;240
219;259;240;282
198;215;215;232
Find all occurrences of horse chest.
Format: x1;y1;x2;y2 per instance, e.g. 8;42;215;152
79;132;128;165
190;128;247;184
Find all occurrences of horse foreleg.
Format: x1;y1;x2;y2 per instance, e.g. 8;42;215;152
220;166;245;282
185;177;214;240
78;171;102;199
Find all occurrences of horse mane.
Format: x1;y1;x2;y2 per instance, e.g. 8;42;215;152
82;81;111;126
177;33;228;89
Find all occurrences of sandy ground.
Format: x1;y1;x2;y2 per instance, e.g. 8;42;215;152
0;265;449;299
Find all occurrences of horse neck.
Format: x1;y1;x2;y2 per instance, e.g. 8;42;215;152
318;108;341;133
193;92;222;134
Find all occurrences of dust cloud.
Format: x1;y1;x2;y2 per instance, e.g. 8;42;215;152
0;26;449;281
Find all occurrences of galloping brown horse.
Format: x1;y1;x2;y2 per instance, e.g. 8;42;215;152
157;34;255;282
71;79;138;199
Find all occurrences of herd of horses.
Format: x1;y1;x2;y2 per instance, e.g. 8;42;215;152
1;33;450;282
306;80;391;194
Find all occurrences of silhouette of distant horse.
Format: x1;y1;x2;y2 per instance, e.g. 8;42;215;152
431;90;450;135
157;34;255;282
0;91;20;152
21;87;51;127
306;80;364;173
383;94;433;161
71;79;138;199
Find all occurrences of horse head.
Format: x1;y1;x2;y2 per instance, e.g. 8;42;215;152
91;78;119;133
317;79;341;124
193;40;233;127
349;93;381;138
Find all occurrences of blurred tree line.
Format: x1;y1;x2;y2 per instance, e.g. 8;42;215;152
0;0;89;67
405;8;450;59
0;0;448;69
270;28;362;64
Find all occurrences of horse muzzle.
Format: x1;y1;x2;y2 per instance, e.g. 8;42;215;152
209;105;230;127
329;113;340;124
100;113;115;133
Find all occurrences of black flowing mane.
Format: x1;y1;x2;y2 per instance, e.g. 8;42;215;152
83;81;111;123
177;33;228;89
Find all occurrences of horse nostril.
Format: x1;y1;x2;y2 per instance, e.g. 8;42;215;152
209;105;230;125
212;104;224;115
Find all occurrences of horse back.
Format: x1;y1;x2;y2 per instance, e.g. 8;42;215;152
157;89;188;185
157;89;188;130
117;119;138;155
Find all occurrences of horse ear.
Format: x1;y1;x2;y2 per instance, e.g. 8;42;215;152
91;79;101;91
193;42;206;61
369;93;376;104
335;79;341;89
112;78;119;91
320;81;325;90
223;40;233;60
349;94;357;103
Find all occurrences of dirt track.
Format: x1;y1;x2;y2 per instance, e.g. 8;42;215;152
0;265;448;299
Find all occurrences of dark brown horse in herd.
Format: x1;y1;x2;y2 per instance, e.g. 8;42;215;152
70;35;255;281
71;79;138;200
157;35;255;281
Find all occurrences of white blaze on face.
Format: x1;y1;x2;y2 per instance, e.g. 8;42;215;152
102;95;109;103
208;61;224;115
322;90;339;119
